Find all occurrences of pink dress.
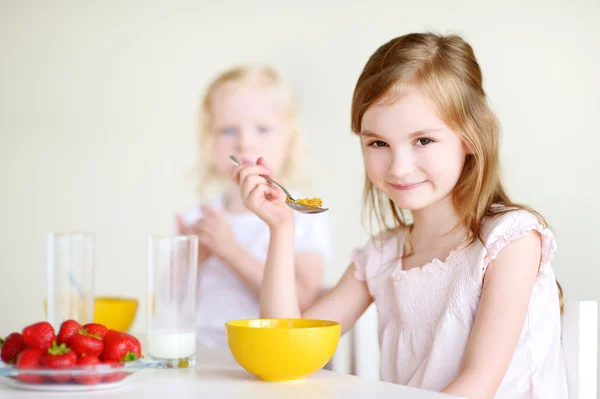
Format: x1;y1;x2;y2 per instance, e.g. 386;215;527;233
352;209;568;398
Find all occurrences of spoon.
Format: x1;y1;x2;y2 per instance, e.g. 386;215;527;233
229;155;329;214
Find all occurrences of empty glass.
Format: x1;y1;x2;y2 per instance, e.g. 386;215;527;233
46;232;95;330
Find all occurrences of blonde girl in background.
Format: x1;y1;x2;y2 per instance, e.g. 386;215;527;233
234;33;567;398
176;65;332;349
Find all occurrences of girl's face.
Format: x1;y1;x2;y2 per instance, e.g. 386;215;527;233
360;89;468;212
209;81;292;178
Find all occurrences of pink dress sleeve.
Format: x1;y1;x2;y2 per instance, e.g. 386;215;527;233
481;209;557;277
352;246;369;281
352;229;403;284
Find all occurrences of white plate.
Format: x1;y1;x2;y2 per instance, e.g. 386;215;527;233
0;358;161;392
0;376;130;391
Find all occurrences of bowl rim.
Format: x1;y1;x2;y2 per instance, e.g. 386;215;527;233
94;296;139;304
225;318;341;330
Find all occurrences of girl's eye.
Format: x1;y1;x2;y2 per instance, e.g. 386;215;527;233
220;127;237;135
368;140;388;148
415;138;433;146
257;125;270;134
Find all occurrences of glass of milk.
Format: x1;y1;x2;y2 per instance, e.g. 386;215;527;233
146;235;198;368
46;232;95;331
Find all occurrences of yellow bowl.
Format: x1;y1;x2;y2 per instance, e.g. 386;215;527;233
93;297;138;332
225;318;341;382
43;297;138;332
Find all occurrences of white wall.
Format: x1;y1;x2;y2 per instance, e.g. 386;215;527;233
1;0;598;384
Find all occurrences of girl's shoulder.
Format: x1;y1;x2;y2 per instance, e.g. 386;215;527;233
479;204;557;273
481;205;551;245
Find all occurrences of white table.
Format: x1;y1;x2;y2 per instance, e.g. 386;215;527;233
0;350;463;398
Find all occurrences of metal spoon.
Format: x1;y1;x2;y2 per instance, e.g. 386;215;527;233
230;155;329;214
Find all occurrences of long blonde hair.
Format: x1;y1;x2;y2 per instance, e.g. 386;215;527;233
350;32;563;312
196;64;308;199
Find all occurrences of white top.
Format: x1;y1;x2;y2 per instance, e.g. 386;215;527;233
353;208;568;398
179;195;333;349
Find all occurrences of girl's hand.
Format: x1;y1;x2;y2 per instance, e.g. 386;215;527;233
176;214;212;265
232;157;294;229
182;206;240;263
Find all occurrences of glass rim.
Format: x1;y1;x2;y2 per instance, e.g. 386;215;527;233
147;234;198;241
47;231;94;238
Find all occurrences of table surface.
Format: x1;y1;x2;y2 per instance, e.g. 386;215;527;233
0;349;464;398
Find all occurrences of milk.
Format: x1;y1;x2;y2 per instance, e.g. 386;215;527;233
147;329;196;359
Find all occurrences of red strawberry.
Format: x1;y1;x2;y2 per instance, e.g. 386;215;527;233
40;341;77;382
82;323;108;338
15;348;45;383
101;331;141;363
57;320;81;345
69;331;103;357
74;355;102;385
103;329;121;345
22;321;55;350
101;359;126;383
0;332;26;364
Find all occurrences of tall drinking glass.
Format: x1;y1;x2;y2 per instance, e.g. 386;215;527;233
46;232;95;330
146;235;198;368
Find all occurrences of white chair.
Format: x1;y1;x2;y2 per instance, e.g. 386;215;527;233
561;300;598;399
349;300;598;398
349;304;380;379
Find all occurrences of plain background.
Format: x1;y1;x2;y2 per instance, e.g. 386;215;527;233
1;0;598;386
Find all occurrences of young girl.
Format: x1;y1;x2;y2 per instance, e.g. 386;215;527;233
176;64;332;349
234;34;567;398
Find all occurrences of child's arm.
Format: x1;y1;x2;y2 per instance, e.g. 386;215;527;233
261;222;372;333
441;230;542;398
303;265;373;334
235;159;373;333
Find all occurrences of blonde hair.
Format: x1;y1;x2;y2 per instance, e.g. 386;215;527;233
196;64;308;199
350;32;563;313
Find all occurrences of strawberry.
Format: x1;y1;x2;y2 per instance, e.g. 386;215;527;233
15;348;45;383
74;355;102;385
0;332;26;364
69;330;103;357
57;319;81;345
103;329;121;344
101;330;141;363
81;323;108;338
22;321;55;350
101;359;126;383
40;341;77;382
